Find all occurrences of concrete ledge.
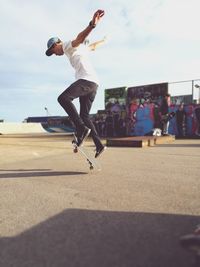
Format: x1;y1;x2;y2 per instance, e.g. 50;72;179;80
154;135;176;144
106;135;175;148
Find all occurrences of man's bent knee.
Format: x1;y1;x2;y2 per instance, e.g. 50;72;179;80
57;93;72;106
57;94;63;105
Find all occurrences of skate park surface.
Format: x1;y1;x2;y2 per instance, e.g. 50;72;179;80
0;133;199;267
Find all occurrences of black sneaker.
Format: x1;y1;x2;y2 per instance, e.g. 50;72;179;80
77;126;91;146
95;145;106;158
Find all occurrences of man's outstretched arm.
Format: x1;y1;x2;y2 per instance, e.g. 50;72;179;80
71;10;105;48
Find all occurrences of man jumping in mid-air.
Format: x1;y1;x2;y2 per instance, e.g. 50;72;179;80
45;10;106;158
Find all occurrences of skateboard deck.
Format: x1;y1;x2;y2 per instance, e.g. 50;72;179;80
72;134;101;171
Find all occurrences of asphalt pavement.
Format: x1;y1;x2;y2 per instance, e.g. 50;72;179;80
0;133;199;267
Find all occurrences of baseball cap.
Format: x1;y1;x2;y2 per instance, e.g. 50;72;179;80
45;37;61;56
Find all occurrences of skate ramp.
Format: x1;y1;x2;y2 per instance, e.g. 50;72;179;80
0;123;47;134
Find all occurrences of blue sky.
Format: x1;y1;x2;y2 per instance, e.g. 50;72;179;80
1;0;200;122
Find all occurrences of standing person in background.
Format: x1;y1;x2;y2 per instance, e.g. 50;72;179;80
45;10;106;158
194;106;200;136
176;103;187;137
105;111;114;137
160;94;171;136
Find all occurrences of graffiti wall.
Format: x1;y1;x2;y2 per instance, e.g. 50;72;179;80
105;86;127;112
127;83;168;106
127;83;167;136
127;103;200;136
99;83;200;137
101;87;127;137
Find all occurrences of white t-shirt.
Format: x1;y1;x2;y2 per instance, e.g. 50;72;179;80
62;41;99;85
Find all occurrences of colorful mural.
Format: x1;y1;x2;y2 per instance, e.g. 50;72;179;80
127;103;200;136
103;83;200;137
105;86;127;112
127;82;168;107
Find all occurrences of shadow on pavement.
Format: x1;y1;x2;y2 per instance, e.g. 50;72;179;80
0;209;198;267
0;170;87;178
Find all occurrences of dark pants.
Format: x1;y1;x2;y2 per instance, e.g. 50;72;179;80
57;79;102;148
195;108;200;134
177;121;184;137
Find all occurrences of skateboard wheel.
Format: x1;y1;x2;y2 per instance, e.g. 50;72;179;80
73;148;78;153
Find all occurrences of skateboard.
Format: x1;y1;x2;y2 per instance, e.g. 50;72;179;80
72;134;101;171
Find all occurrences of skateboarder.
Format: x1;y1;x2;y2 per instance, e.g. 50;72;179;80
45;10;106;158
